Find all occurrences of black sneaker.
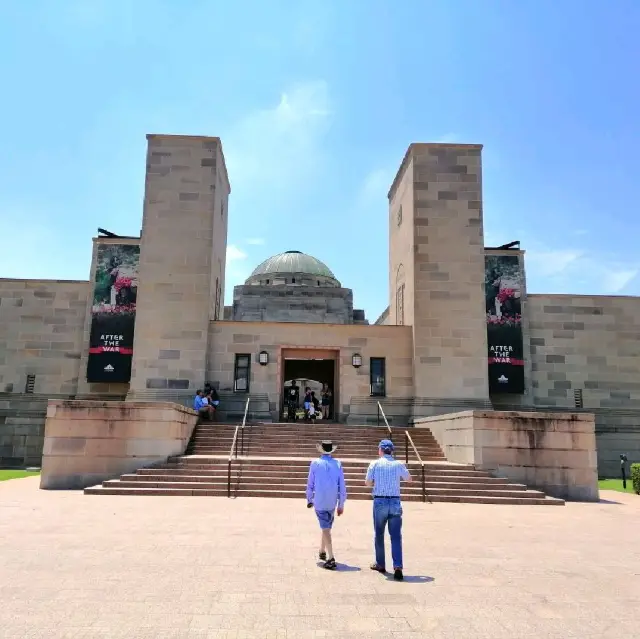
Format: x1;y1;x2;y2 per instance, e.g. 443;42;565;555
393;569;404;581
318;551;327;561
323;558;337;570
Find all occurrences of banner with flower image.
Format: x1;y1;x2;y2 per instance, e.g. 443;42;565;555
87;243;140;383
485;253;525;394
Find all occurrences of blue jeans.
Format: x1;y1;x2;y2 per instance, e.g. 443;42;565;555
373;497;403;569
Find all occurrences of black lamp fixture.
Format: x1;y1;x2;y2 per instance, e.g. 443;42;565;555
258;351;269;366
352;353;362;368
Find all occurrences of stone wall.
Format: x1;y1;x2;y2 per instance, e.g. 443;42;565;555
128;134;230;397
528;293;640;477
0;278;88;396
232;285;354;324
388;144;490;404
208;320;414;422
416;410;599;501
40;400;197;489
0;394;50;467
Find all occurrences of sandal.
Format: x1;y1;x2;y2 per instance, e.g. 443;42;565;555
323;558;337;570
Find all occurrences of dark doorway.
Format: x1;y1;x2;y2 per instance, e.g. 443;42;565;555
282;358;337;421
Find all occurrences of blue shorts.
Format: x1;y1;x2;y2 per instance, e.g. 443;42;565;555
315;510;335;530
304;401;311;410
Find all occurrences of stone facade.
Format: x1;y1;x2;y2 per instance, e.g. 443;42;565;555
231;285;356;324
40;400;197;489
527;294;640;476
388;144;489;407
0;279;88;395
128;134;230;397
416;410;599;501
1;134;640;477
0;279;89;467
208;320;413;422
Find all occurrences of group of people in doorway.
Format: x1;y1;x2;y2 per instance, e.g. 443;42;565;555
306;437;411;580
284;381;333;422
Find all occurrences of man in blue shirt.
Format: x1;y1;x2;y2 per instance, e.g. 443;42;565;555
365;439;412;581
306;440;347;570
193;390;212;422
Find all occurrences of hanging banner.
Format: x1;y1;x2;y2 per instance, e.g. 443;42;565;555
87;243;140;383
485;253;525;394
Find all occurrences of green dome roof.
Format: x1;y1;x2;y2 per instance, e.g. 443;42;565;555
250;251;336;279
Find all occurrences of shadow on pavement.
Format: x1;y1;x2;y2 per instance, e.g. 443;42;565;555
384;574;435;584
315;562;362;572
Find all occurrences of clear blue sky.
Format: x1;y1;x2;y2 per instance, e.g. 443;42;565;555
1;0;639;321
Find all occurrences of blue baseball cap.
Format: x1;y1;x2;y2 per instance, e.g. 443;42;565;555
379;439;394;452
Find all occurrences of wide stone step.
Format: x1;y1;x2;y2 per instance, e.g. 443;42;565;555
104;478;541;496
121;474;524;491
136;468;507;482
83;420;564;505
188;441;441;450
84;484;564;504
191;429;438;437
172;456;475;471
189;441;440;451
188;449;445;460
191;435;439;445
190;441;439;452
193;428;430;438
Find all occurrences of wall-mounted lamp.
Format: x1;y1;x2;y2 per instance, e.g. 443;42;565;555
258;351;269;366
352;353;362;368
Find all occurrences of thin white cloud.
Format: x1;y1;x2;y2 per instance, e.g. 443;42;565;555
225;244;251;295
358;168;393;206
603;269;638;294
226;244;247;262
224;81;332;193
524;241;639;295
436;133;460;143
526;249;584;277
246;238;265;246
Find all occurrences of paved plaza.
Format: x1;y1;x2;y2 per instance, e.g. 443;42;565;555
1;477;638;639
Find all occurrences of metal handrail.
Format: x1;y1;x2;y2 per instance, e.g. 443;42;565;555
227;397;250;498
376;401;393;442
404;430;432;504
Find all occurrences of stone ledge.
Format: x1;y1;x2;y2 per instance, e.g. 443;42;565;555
415;409;595;423
46;399;197;416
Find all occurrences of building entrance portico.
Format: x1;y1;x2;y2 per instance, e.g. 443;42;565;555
279;348;338;421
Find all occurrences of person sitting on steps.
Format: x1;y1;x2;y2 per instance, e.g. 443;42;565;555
193;390;214;423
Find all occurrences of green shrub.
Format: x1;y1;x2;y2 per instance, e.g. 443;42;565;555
632;463;640;495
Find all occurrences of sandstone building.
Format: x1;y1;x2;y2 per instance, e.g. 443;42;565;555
0;134;638;477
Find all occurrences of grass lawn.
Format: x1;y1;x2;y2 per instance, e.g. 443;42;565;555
0;470;40;482
598;478;638;494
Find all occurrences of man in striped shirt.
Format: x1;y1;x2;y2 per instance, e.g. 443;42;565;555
365;439;412;581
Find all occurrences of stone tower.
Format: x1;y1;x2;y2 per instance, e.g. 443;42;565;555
388;143;489;408
128;134;230;398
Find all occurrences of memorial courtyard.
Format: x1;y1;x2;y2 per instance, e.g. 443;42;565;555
1;476;638;638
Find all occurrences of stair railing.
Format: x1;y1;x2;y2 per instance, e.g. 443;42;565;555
227;396;250;498
404;429;432;504
376;401;393;443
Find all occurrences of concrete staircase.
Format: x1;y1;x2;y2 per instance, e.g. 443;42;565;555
85;423;565;505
